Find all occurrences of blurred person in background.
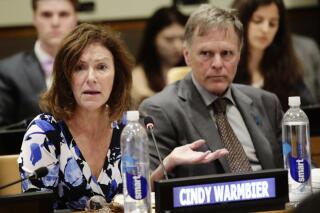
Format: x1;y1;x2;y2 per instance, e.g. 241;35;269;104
131;6;187;108
231;0;316;111
0;0;78;126
292;34;320;102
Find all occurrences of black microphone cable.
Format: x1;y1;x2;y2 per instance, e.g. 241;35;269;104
0;166;49;190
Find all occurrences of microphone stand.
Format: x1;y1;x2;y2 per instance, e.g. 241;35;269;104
0;167;48;190
149;128;169;180
0;176;30;190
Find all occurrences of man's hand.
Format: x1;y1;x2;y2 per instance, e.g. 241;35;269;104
164;139;228;172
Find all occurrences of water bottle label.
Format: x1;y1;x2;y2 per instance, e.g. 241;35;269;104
126;172;148;200
122;154;137;173
288;155;310;183
282;143;291;156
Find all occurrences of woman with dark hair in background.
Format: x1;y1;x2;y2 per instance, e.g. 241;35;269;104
232;0;316;110
131;6;187;108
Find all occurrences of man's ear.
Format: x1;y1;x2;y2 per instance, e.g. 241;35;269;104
183;43;191;66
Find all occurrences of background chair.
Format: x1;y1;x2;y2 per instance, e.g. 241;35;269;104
311;136;320;167
0;154;21;195
167;66;191;84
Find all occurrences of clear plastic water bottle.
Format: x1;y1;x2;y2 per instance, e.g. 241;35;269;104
121;111;151;213
282;96;312;207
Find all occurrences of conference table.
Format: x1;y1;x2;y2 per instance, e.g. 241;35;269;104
1;167;302;213
75;208;293;213
0;190;294;213
74;192;295;213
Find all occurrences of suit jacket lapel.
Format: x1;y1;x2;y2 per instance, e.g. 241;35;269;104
231;85;275;169
178;74;230;172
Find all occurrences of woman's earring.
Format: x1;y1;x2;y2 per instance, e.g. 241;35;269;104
111;121;119;129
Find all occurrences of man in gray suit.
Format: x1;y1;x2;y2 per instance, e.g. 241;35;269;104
0;0;78;126
140;4;283;178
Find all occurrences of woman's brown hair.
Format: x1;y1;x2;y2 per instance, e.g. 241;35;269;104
40;23;133;122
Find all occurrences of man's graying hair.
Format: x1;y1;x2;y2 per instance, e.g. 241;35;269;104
184;4;243;49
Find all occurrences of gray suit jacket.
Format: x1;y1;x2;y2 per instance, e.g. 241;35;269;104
0;51;46;126
139;73;283;178
293;34;320;102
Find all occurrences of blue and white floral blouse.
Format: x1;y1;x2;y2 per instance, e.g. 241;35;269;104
18;113;123;210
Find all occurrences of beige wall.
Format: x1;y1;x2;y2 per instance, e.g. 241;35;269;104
0;0;317;27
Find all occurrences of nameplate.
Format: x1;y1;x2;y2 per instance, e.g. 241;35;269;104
173;177;275;207
155;169;288;213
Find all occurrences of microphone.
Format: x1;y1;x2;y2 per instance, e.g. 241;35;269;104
144;116;168;180
0;117;32;131
0;166;49;190
31;167;49;179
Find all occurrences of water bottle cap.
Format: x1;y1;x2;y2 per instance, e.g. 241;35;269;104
127;111;139;121
288;96;301;107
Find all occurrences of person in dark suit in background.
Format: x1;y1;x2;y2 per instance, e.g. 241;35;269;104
140;4;284;178
231;0;316;111
0;0;78;126
292;34;320;102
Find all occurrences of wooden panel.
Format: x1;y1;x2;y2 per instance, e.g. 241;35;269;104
287;6;320;47
311;136;320;167
0;20;146;59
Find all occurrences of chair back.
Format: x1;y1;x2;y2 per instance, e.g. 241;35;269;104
311;136;320;167
167;66;191;84
0;154;21;195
